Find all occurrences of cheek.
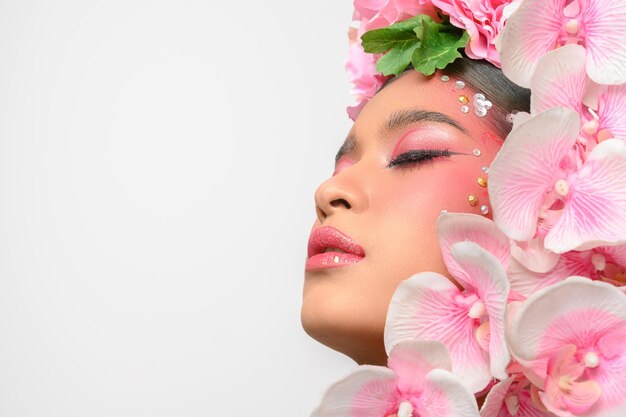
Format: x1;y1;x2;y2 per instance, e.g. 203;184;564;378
376;158;492;219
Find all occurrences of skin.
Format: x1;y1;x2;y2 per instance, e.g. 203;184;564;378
301;69;505;366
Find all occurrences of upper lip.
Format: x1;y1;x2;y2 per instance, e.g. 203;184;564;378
307;226;365;258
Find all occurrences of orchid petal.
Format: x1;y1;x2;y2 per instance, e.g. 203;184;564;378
489;108;580;241
388;340;452;394
510;277;626;360
311;366;398;417
385;272;491;393
499;0;563;87
479;377;515;417
418;369;480;417
507;251;594;298
531;44;589;115
437;213;510;275
583;0;626;85
597;83;626;141
541;378;601;417
510;237;560;274
450;242;510;380
546;139;626;252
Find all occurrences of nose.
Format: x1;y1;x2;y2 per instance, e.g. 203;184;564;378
314;167;368;223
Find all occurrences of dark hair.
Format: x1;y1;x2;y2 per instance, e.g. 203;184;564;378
383;52;531;137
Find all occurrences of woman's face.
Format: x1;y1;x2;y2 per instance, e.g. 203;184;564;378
301;70;505;365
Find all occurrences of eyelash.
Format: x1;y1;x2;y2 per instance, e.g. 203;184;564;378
388;148;452;168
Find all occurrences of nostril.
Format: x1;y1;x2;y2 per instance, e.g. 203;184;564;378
331;198;351;209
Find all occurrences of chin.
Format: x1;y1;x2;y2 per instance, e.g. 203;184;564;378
300;282;388;365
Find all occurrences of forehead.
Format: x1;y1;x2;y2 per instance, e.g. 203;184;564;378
350;70;488;141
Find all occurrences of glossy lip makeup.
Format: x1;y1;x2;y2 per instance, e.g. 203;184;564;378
306;226;365;271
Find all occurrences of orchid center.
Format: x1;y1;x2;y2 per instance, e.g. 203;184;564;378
582;119;599;135
565;19;580;35
468;300;486;319
397;400;414;417
584;351;600;368
558;374;575;392
591;253;606;271
554;179;569;197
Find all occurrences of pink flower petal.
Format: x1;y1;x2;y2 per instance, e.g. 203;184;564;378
596;83;626;141
510;237;560;274
450;242;511;380
437;213;511;276
545;139;626;252
311;366;398;417
387;340;452;395
489;108;581;241
385;272;492;393
530;44;589;115
507;250;594;298
582;0;626;85
509;277;626;361
418;369;480;417
499;0;563;87
479;377;515;417
542;377;601;417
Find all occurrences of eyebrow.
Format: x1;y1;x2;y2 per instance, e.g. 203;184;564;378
335;109;468;163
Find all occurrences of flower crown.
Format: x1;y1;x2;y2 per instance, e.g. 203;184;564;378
312;1;626;417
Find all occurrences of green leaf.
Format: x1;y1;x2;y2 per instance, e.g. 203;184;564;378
361;15;428;54
361;16;428;54
376;46;418;76
411;20;468;76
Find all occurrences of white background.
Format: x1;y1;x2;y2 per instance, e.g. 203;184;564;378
0;1;357;415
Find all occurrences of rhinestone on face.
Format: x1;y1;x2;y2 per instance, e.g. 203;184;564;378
441;75;450;82
455;80;465;90
481;165;490;174
460;105;469;114
506;113;515;123
480;204;489;215
474;93;485;101
440;209;448;215
473;148;482;157
483;100;493;110
468;194;479;207
475;106;488;117
458;95;469;104
477;177;487;188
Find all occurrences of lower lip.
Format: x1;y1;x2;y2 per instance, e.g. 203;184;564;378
305;252;364;271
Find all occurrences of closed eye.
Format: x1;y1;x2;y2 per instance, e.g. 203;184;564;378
387;149;453;168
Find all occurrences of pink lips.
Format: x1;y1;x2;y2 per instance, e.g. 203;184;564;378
306;226;365;271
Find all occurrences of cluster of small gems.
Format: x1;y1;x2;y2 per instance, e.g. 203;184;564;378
473;93;492;117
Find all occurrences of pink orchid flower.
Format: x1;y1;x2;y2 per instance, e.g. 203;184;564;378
499;0;626;87
508;277;626;417
310;340;480;417
480;373;555;417
488;107;626;254
530;44;626;150
385;213;511;393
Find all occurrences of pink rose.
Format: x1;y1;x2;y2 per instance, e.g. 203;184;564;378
355;0;439;31
345;1;438;119
431;0;519;67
